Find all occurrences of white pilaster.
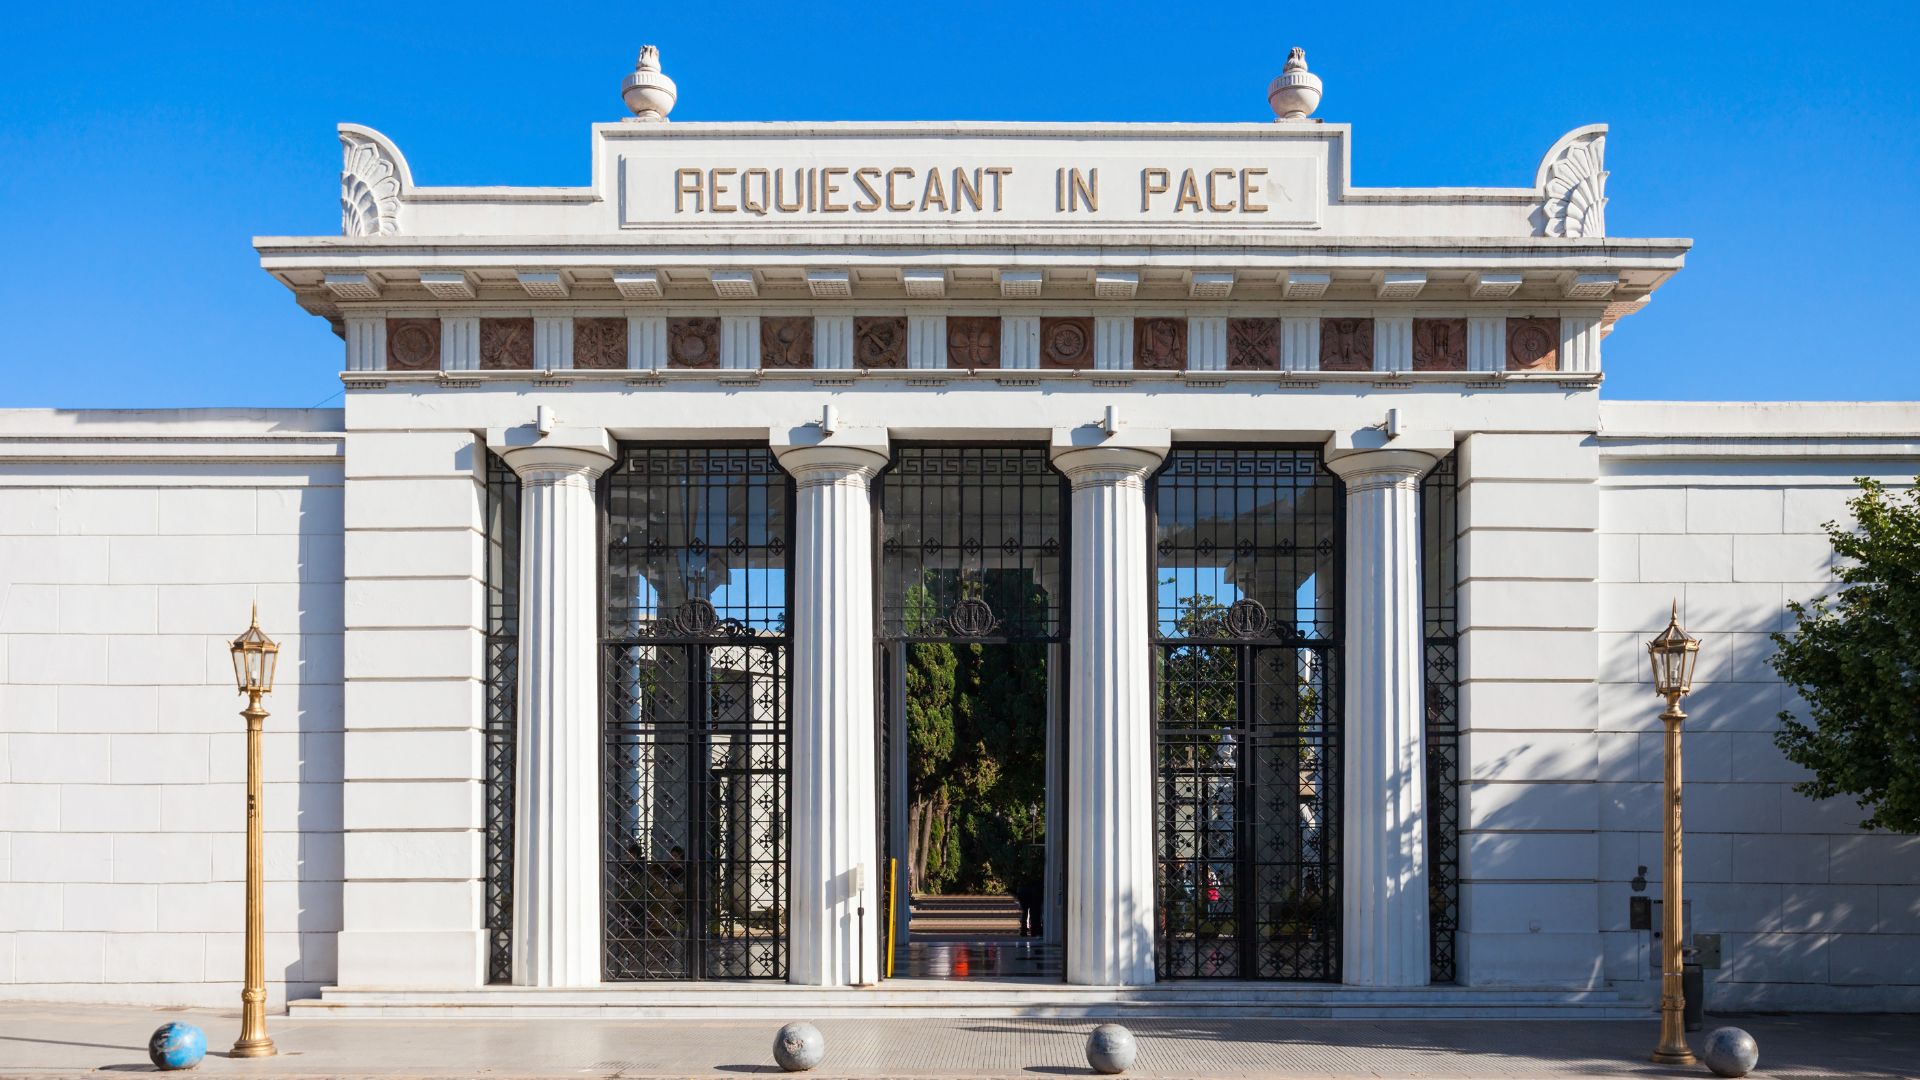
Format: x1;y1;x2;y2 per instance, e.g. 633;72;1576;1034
1560;315;1601;373
1324;441;1443;987
628;316;667;369
497;426;617;988
1051;431;1168;986
1376;316;1414;373
442;317;480;371
1468;317;1505;372
814;316;854;369
721;315;759;369
907;315;947;368
533;316;573;371
774;431;890;986
1002;316;1040;369
1093;316;1133;370
344;316;385;372
1281;317;1319;371
1188;316;1227;371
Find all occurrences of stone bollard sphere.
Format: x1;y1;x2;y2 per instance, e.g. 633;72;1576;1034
147;1022;207;1071
1085;1023;1138;1075
1702;1027;1759;1078
773;1021;826;1072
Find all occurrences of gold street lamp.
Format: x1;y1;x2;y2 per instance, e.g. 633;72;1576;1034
1647;602;1701;1067
229;605;279;1058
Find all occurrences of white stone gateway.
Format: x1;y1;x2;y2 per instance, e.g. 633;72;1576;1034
1;47;1917;1017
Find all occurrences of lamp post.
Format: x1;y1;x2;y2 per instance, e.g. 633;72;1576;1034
229;605;279;1059
1647;602;1700;1067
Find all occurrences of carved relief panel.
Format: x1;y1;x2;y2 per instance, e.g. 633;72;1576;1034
1040;317;1094;370
1227;318;1280;370
1506;317;1559;371
667;318;721;368
1412;318;1468;371
479;318;534;370
854;316;908;369
1133;317;1187;371
386;318;440;371
573;318;628;370
1319;318;1373;371
760;317;813;369
946;316;1000;369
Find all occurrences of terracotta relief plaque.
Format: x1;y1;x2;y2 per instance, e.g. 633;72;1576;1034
1227;318;1280;370
1040;317;1094;369
667;318;721;368
1319;318;1373;371
1412;318;1468;371
946;316;1000;369
1133;317;1187;371
386;318;440;371
760;316;813;369
1506;317;1559;371
573;318;628;369
479;318;534;370
853;316;908;369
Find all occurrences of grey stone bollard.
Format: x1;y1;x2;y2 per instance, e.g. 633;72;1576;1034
1085;1023;1138;1075
1702;1027;1759;1078
773;1021;826;1072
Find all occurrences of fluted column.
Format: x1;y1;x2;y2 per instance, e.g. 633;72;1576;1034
500;428;615;988
1052;439;1166;986
775;436;889;986
1325;445;1440;987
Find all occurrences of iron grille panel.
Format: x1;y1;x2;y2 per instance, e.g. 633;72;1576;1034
1421;454;1461;984
603;446;791;981
484;451;520;984
878;445;1066;643
1151;447;1341;982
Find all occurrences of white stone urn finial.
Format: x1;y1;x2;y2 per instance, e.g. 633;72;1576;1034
623;45;677;121
1268;47;1323;122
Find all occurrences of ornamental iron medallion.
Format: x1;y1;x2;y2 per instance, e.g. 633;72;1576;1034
1224;598;1271;638
947;596;997;637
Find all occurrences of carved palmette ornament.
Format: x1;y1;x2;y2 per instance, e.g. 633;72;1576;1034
667;318;720;368
1319;318;1373;371
946;317;1000;368
1134;317;1187;370
385;318;439;371
761;317;813;368
854;317;907;369
479;318;534;369
1412;318;1468;371
573;318;628;369
1227;318;1280;370
1541;131;1607;239
1507;317;1559;371
340;131;403;237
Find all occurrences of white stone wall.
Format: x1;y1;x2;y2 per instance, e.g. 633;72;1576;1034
1594;402;1920;1010
0;410;345;1006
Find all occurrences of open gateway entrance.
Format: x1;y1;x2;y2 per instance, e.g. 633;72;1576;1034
875;445;1067;981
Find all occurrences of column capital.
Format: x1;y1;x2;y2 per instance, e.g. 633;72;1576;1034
1323;427;1451;490
771;425;889;486
1049;426;1169;489
490;425;616;482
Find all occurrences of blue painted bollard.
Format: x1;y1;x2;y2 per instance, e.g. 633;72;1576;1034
148;1022;207;1071
1085;1023;1137;1075
1703;1027;1759;1078
773;1021;826;1072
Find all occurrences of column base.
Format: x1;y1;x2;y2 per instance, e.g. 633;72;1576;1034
230;1037;278;1058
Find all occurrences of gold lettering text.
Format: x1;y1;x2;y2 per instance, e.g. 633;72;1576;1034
1207;168;1236;212
708;168;737;213
885;168;915;211
775;168;803;212
1174;169;1202;212
985;166;1012;211
953;168;983;212
741;169;770;215
1241;168;1268;213
1141;168;1170;211
675;169;703;213
920;168;948;211
853;167;883;212
820;167;849;212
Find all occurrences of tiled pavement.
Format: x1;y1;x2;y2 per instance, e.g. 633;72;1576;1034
0;1003;1913;1078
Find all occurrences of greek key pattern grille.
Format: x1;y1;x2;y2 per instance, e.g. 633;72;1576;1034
1421;454;1461;984
484;451;521;984
1151;447;1341;981
603;446;791;981
878;446;1066;643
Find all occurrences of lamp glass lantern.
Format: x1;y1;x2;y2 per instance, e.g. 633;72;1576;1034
1646;603;1699;699
230;606;279;695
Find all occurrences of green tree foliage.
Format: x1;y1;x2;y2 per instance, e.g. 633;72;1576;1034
1770;477;1920;833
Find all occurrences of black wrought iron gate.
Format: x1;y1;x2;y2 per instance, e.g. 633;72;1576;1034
601;446;792;980
1150;447;1342;980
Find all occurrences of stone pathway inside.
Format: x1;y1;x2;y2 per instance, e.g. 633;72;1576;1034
0;1004;1913;1078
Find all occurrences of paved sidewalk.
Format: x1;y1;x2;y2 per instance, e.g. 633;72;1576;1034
0;1003;1914;1078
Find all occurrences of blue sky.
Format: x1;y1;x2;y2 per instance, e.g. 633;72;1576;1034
3;3;1916;408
